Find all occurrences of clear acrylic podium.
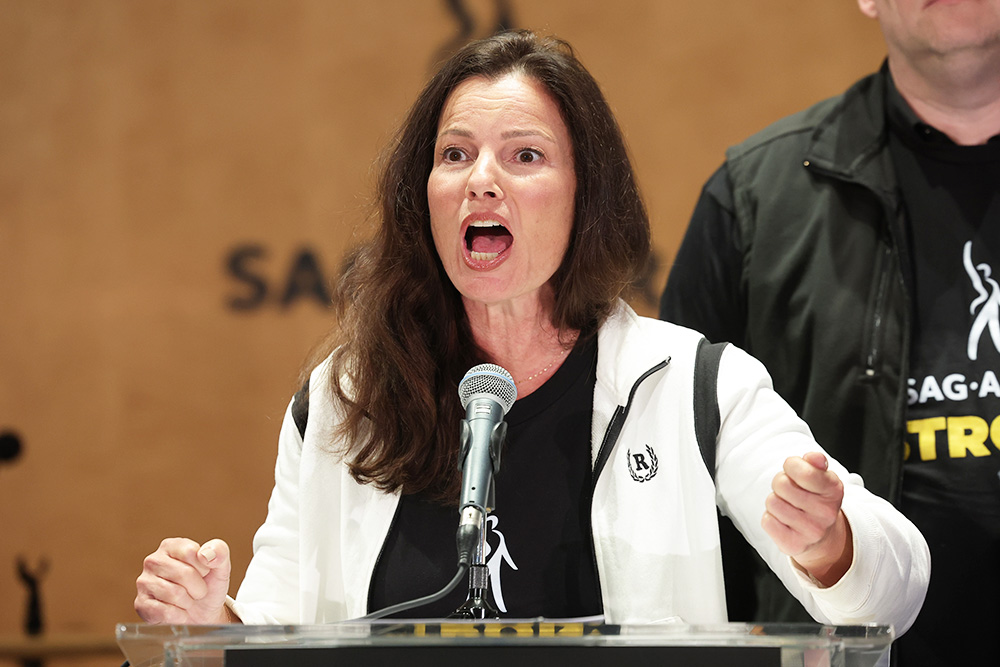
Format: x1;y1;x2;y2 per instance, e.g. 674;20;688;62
116;619;892;667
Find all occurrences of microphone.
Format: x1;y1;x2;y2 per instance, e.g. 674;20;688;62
359;364;517;623
455;364;517;566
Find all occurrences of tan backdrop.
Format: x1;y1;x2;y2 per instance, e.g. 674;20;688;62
0;1;885;663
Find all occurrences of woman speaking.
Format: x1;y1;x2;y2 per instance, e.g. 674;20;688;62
134;30;928;632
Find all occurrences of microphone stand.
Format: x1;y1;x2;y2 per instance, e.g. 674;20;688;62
449;510;499;620
451;364;514;620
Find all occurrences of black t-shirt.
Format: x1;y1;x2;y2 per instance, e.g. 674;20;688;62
886;78;1000;666
368;335;603;619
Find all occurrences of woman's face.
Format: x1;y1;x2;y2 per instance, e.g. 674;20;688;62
427;73;576;314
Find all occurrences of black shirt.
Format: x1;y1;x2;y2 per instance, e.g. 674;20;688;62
887;75;1000;667
368;335;603;619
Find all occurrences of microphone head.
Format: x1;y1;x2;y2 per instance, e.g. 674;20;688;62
458;364;517;413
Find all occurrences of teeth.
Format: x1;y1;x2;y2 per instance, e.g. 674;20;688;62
466;220;506;262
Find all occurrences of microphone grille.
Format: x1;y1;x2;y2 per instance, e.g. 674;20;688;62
458;364;517;413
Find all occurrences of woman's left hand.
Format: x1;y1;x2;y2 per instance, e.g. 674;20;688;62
761;451;853;587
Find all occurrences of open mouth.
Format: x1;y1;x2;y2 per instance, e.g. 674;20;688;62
465;220;513;261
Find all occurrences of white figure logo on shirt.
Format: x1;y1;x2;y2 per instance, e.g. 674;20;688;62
484;514;518;613
963;240;1000;361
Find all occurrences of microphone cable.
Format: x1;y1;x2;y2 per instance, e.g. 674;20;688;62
358;562;469;620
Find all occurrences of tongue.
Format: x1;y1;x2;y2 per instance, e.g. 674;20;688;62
468;228;513;254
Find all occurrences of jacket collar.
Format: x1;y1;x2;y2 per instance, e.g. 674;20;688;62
595;300;672;402
804;62;896;198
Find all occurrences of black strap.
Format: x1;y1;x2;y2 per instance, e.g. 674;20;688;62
291;379;310;439
693;338;727;483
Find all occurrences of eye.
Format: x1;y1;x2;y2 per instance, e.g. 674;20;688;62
516;148;543;163
441;147;468;163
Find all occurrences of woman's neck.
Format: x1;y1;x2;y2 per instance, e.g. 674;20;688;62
464;296;578;397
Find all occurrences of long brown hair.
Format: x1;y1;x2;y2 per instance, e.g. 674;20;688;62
314;30;649;503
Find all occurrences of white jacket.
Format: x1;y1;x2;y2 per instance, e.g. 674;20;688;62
232;302;929;633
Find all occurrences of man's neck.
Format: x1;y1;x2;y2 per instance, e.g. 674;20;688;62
888;49;1000;145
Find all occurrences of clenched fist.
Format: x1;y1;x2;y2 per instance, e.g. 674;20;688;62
135;537;238;625
762;452;854;586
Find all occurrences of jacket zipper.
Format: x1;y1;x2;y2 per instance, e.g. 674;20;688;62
881;196;913;504
804;160;900;383
806;158;911;504
591;359;671;484
587;358;671;610
865;244;893;377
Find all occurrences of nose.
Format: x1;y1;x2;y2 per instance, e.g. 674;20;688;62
466;155;503;200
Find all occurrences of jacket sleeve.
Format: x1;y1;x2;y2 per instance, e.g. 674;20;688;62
228;396;304;624
712;345;930;635
659;163;747;348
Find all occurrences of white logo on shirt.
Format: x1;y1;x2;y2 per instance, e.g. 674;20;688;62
484;514;518;613
964;240;1000;361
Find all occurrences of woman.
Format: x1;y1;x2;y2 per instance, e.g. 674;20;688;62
135;31;928;630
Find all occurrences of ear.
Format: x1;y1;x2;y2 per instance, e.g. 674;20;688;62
857;0;879;19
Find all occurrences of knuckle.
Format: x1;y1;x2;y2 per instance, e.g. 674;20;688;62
764;493;781;514
772;475;789;493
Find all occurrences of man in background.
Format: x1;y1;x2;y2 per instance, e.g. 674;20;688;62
660;1;1000;664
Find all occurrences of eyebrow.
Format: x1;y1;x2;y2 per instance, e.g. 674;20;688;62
436;127;555;142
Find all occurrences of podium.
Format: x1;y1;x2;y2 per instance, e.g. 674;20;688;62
116;620;892;667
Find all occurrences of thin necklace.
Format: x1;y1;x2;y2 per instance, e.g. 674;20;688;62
515;347;570;385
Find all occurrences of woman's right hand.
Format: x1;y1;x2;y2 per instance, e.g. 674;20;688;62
135;537;235;624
